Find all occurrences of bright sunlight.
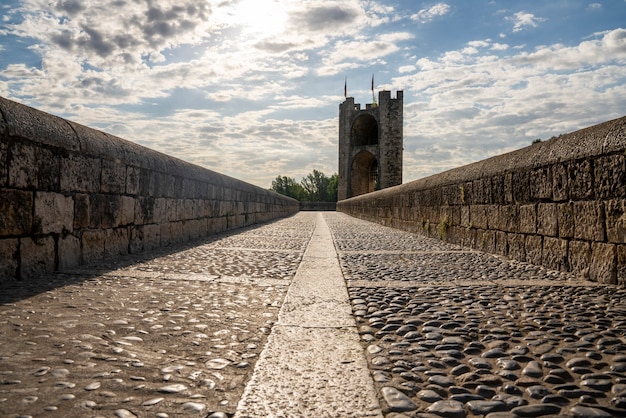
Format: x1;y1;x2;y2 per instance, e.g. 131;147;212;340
232;0;287;38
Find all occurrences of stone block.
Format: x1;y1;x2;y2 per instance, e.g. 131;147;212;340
129;226;144;253
501;174;512;204
73;194;90;229
618;245;626;286
537;203;558;237
552;163;569;202
166;198;177;222
557;202;574;238
0;189;33;235
34;192;74;234
58;234;81;271
105;228;129;257
594;154;626;199
160;223;172;247
495;231;508;255
186;219;201;240
184;199;195;219
169;221;185;243
525;235;543;266
36;147;61;191
89;194;119;229
519;204;536;234
143;224;161;250
542;237;568;272
590;242;616;284
61;154;101;192
500;205;519;233
82;230;106;264
20;236;55;278
605;199;626;243
573;201;605;241
530;167;552;200
507;233;526;262
135;197;155;224
119;196;135;226
461;206;470;228
491;176;504;205
126;166;141;195
101;159;126;194
8;144;61;191
0;140;7;187
569;160;594;200
470;205;488;229
486;205;499;230
568;240;591;279
8;142;37;188
0;238;18;279
154;198;170;223
512;171;531;203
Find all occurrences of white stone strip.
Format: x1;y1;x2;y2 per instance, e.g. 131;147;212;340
235;212;383;418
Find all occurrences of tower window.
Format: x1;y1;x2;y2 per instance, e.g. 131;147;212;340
351;114;378;146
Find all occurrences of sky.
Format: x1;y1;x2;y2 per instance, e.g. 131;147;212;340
1;1;625;189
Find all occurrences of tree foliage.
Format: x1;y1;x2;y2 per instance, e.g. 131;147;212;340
270;175;305;201
270;170;338;202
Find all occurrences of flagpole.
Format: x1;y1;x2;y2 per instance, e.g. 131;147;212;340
371;74;377;105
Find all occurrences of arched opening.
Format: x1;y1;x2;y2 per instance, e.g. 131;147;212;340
350;151;379;197
351;114;378;146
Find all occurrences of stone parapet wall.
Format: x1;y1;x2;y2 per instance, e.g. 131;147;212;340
337;115;626;285
0;97;299;280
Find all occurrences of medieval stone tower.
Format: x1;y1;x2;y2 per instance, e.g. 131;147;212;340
338;90;403;200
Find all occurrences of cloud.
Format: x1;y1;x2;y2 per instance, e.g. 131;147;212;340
290;4;361;32
508;11;544;32
410;3;451;23
394;28;626;182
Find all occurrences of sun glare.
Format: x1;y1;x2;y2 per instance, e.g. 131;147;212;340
233;0;287;38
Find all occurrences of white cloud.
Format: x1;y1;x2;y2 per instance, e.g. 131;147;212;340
410;3;451;23
394;28;626;182
508;11;545;32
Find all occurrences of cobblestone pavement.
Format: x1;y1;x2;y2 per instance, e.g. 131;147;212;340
325;212;626;418
0;214;315;418
2;212;626;418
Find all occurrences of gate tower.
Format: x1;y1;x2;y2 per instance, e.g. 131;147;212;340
338;90;403;200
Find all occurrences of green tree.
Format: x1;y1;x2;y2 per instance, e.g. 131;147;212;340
327;173;338;202
301;169;331;202
270;171;338;202
270;175;305;200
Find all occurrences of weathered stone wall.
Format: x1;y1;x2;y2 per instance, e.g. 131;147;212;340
0;96;299;280
338;115;626;285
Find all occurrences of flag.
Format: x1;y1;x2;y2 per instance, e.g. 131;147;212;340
371;74;374;91
344;76;347;97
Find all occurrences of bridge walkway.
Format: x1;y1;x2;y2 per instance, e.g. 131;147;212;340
1;212;626;417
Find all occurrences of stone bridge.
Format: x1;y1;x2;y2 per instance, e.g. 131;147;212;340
2;97;626;417
2;212;626;417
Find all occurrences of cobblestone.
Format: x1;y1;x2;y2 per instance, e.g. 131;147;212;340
326;213;626;418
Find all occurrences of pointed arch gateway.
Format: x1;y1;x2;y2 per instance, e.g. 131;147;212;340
350;151;379;197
